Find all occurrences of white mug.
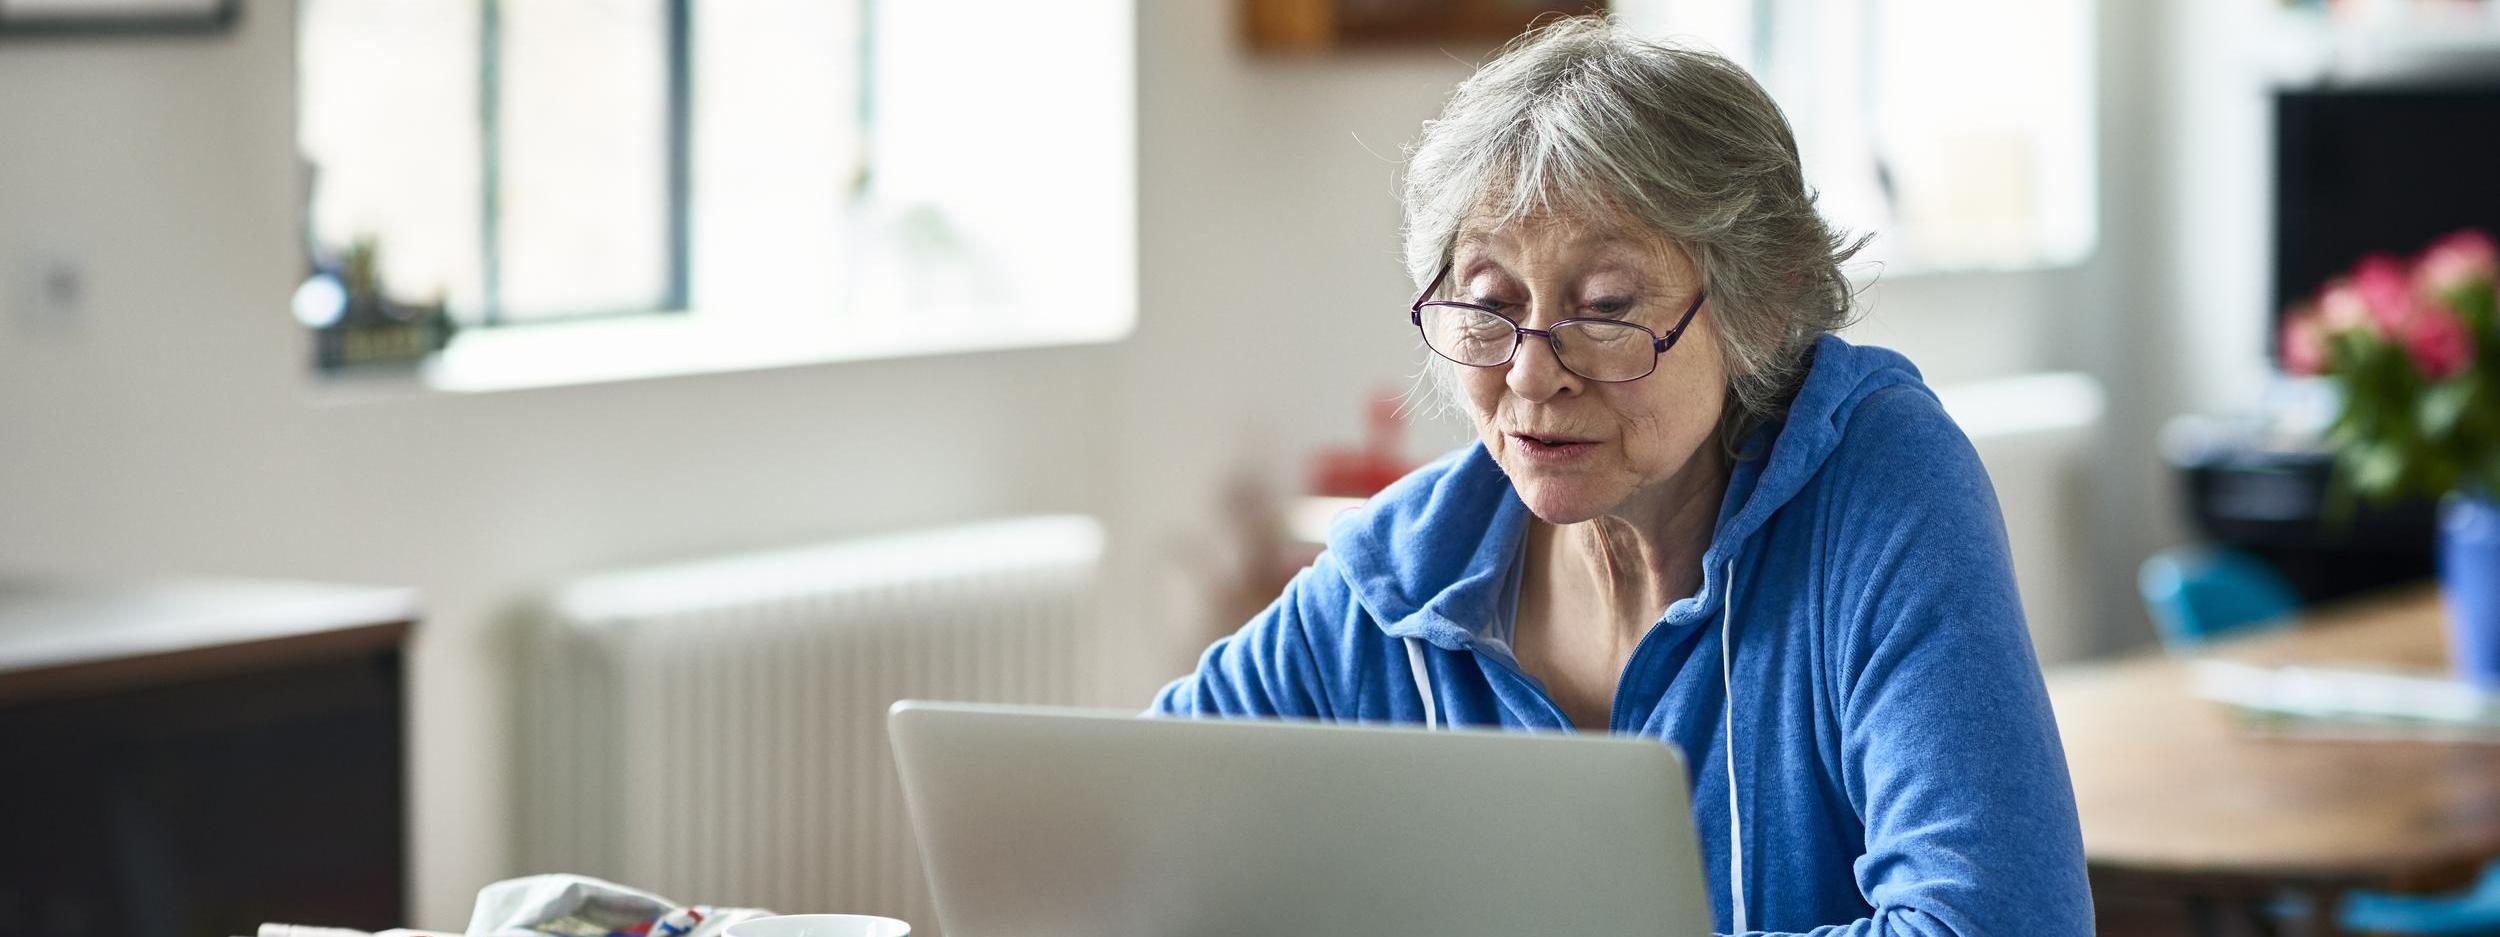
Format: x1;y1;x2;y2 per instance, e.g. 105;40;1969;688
722;914;911;937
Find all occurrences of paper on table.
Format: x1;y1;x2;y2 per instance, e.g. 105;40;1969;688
2192;659;2500;743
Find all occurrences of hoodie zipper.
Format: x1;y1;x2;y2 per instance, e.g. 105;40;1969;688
1453;532;1729;732
1476;565;1721;733
1611;549;1735;731
1604;615;1680;732
1463;643;1575;729
1456;617;1678;733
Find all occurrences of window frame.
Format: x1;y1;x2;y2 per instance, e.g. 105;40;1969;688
472;0;698;327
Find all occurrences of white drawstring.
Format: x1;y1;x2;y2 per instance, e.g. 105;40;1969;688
1721;556;1746;934
1404;636;1439;730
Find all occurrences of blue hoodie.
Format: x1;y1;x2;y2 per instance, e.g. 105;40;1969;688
1151;335;2093;936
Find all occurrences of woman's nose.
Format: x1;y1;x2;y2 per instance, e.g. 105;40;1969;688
1505;326;1580;401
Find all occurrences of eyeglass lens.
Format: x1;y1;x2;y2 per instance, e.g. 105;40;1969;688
1418;305;1656;382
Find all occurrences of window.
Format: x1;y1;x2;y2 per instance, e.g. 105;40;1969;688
1617;0;2098;274
296;1;1135;386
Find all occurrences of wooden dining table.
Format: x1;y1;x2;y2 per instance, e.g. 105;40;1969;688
2048;585;2500;936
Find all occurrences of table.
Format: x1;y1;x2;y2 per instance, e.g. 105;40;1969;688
0;577;420;937
2049;585;2500;935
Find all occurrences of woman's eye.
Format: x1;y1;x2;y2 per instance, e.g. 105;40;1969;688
1587;299;1634;318
1470;298;1514;316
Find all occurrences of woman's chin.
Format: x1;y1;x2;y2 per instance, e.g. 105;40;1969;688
1513;483;1613;526
1493;444;1628;524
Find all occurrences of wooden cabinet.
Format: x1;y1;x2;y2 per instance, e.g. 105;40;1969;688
0;579;418;937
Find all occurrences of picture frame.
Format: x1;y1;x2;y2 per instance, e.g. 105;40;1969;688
0;0;239;37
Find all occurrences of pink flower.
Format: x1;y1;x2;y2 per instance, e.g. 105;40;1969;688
2317;279;2376;335
2352;253;2419;333
2281;308;2328;376
2401;300;2474;380
2418;228;2498;297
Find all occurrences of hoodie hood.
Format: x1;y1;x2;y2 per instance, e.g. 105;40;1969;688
1331;334;1930;653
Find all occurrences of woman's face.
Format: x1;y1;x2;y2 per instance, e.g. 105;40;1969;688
1449;209;1729;526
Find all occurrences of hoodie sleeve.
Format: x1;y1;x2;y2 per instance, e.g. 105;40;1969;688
1768;385;2093;937
1146;553;1351;720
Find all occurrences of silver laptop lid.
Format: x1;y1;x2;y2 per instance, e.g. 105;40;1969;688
888;701;1712;937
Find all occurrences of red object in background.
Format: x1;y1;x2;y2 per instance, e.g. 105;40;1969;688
1309;391;1416;497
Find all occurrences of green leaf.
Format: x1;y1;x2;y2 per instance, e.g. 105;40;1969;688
2354;441;2406;499
2422;381;2479;437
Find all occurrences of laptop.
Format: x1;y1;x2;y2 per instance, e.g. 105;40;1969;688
887;700;1713;937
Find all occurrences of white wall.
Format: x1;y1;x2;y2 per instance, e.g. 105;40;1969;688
1109;2;1480;693
0;0;2268;925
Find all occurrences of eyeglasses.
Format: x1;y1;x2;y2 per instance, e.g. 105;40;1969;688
1408;261;1707;384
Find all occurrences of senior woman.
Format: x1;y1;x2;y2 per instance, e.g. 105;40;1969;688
1150;15;2091;937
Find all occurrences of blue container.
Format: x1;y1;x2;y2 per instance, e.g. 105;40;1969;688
2442;492;2500;689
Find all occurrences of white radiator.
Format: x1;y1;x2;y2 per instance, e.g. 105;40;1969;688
519;515;1103;932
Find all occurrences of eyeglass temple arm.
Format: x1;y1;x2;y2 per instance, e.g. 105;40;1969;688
1410;261;1454;319
1655;290;1707;350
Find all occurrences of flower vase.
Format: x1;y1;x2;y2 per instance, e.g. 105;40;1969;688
2442;491;2500;689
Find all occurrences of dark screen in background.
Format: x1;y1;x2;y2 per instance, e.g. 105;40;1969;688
2274;86;2500;364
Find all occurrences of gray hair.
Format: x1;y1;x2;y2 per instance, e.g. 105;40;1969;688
1401;15;1865;452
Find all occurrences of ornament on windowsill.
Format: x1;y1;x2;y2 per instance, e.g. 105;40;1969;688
297;235;457;373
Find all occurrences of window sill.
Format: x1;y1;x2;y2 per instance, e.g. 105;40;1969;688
308;308;1132;401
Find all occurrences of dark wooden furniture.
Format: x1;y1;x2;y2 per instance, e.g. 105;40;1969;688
0;578;418;937
2049;585;2500;936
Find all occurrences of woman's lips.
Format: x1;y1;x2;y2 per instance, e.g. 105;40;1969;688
1509;432;1598;463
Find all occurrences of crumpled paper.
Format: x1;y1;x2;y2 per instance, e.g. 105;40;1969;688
257;873;776;937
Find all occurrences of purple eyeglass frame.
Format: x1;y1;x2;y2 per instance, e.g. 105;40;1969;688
1407;260;1707;383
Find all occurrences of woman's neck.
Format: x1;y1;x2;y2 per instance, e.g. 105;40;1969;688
1534;445;1732;647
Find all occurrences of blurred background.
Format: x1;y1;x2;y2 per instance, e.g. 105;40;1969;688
2;0;2496;934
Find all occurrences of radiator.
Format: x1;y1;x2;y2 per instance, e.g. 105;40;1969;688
519;515;1103;932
